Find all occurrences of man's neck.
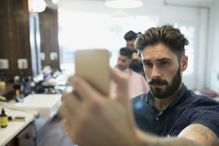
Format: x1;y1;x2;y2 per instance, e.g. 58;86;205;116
154;84;182;111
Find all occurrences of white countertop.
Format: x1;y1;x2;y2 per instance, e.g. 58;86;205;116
0;93;62;146
0;108;35;146
7;94;62;118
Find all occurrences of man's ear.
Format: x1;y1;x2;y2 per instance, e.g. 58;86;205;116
180;55;188;72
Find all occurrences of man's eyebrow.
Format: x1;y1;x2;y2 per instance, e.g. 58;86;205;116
157;58;171;61
142;59;150;62
142;58;171;62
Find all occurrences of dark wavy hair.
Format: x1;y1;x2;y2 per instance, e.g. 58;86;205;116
119;47;132;59
135;25;189;59
124;30;137;41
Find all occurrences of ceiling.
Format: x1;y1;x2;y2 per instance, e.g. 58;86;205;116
46;0;219;12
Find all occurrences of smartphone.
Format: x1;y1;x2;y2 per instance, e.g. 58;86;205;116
75;49;110;96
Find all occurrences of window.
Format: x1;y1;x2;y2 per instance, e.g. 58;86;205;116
174;24;195;76
58;10;158;73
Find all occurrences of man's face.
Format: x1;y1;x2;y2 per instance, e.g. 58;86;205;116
126;39;136;51
117;55;131;71
141;43;188;99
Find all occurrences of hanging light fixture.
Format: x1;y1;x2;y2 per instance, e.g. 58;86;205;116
51;0;59;5
29;0;46;13
104;0;143;9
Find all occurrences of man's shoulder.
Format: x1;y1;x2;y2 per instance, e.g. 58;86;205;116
130;70;146;81
188;91;219;106
186;92;219;137
130;70;142;76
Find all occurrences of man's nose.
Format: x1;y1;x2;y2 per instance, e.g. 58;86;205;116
118;60;122;65
151;65;161;79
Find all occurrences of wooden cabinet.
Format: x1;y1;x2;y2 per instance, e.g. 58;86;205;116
17;123;36;146
5;123;36;146
39;8;60;70
0;0;33;78
0;0;60;79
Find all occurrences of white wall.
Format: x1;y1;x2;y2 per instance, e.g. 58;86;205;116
59;0;214;89
208;0;219;92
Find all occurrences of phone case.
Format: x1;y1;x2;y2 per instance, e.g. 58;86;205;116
75;49;110;96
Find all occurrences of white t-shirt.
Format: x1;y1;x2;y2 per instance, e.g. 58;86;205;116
111;68;149;98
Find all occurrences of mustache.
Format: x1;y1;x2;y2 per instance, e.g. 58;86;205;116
148;79;168;85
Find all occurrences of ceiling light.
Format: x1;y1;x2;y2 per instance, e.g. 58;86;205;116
29;0;46;13
51;0;59;5
104;0;143;9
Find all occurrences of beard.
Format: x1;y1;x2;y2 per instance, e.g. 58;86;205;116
148;68;182;99
117;64;126;71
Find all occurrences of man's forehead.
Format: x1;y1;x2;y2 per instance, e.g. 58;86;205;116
142;55;172;61
119;55;129;60
127;39;135;44
141;44;176;60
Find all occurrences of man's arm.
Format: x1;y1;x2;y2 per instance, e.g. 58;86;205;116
137;123;218;146
177;123;218;146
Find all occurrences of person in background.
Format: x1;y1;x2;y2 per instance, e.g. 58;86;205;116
124;30;144;76
113;47;148;98
60;25;219;146
124;30;138;52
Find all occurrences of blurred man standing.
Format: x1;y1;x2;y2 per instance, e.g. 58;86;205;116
124;30;137;51
114;47;148;98
124;30;144;75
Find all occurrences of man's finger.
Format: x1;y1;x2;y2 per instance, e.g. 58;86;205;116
62;92;82;114
70;75;104;103
110;69;130;104
63;120;77;141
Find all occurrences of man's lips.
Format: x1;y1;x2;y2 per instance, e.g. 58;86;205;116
148;79;167;86
152;84;164;88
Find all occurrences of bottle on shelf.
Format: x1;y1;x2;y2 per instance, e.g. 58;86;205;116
0;108;8;128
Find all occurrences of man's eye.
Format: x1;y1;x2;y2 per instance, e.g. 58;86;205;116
144;62;153;68
162;61;168;64
160;60;170;66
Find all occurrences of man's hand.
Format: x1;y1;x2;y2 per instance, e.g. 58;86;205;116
60;69;144;146
60;69;219;146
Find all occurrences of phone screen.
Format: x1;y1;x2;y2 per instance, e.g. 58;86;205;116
75;49;110;96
